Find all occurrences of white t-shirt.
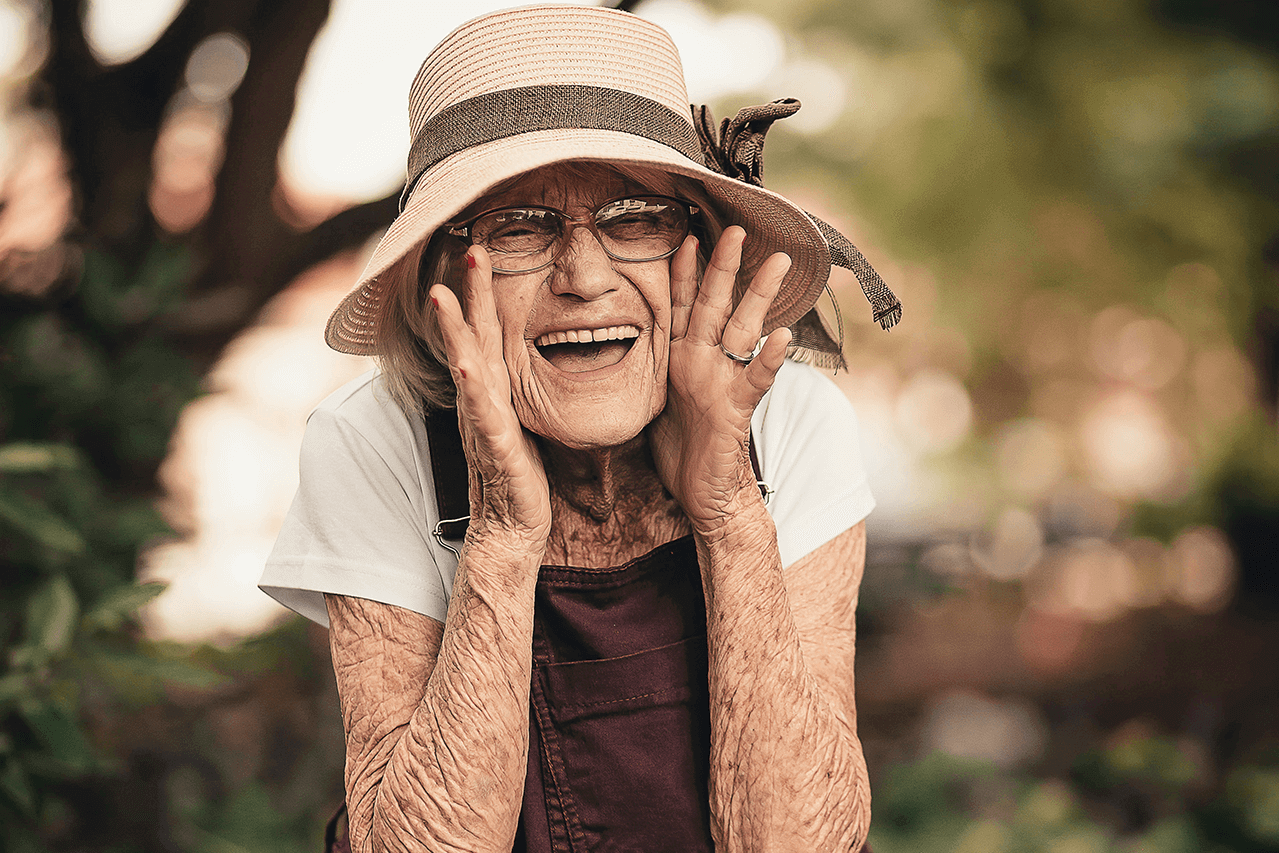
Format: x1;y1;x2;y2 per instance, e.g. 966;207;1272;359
260;360;874;628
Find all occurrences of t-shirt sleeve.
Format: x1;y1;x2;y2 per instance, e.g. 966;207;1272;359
753;360;875;568
259;384;453;628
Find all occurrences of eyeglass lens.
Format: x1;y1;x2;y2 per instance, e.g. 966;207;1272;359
470;197;691;272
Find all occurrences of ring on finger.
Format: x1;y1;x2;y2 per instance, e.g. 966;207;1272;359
721;339;763;364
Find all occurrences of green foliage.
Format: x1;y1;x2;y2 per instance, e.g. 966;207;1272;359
0;239;221;846
1223;764;1279;848
868;745;1279;852
144;617;343;853
0;437;216;831
1075;733;1199;796
184;782;316;853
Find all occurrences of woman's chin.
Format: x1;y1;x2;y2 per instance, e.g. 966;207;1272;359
517;382;665;452
527;408;655;452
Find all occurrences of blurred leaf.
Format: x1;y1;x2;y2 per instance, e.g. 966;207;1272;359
8;315;111;410
0;674;30;707
108;339;204;466
0;757;36;818
867;752;999;852
23;575;80;657
89;646;227;695
1128;816;1202;853
17;701;96;774
1014;780;1079;832
79;243;191;333
101;501;173;550
0;488;86;555
83;581;167;632
0;443;79;474
952;820;1010;853
198;781;309;853
1227;765;1279;845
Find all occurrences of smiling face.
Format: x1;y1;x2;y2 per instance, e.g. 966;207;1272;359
457;163;684;451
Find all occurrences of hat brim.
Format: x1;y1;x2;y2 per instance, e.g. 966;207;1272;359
325;128;831;355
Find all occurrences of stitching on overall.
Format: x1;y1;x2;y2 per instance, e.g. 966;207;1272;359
537;538;693;580
530;628;585;851
556;685;685;713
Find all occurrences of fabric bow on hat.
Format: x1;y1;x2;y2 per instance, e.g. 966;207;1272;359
694;98;802;187
692;98;903;368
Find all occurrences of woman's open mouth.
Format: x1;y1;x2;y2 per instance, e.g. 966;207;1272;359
533;325;640;373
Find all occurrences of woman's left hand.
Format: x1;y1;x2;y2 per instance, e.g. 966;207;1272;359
648;225;792;534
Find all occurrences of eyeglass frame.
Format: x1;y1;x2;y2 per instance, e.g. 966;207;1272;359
444;195;701;275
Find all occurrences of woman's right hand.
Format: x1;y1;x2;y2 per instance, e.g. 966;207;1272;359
430;249;552;553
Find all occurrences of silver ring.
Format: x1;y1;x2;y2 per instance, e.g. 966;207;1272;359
721;341;761;364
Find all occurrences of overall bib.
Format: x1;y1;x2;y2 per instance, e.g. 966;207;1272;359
512;535;714;852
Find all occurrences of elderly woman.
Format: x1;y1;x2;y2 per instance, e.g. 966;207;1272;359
261;5;899;852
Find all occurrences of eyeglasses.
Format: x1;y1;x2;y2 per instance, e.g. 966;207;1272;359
446;195;699;274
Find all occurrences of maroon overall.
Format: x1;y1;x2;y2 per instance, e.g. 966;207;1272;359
323;410;868;851
513;535;713;851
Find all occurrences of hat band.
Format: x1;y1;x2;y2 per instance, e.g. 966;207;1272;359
401;84;704;210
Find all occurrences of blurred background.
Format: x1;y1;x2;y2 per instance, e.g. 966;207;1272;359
1;0;1276;850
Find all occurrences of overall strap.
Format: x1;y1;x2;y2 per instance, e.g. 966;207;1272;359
422;407;470;542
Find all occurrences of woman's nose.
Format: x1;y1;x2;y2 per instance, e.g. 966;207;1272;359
548;224;620;300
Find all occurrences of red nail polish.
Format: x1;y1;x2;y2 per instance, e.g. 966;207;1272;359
458;367;467;379
431;296;439;308
466;255;476;269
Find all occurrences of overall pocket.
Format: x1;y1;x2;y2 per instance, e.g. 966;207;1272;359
535;635;713;852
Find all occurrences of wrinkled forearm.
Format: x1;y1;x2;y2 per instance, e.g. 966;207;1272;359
330;534;543;853
694;502;870;852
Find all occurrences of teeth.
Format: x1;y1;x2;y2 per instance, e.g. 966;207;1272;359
535;325;640;348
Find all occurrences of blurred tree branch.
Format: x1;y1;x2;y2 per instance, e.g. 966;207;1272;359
30;0;368;374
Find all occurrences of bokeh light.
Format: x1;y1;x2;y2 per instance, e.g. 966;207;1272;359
141;256;371;642
895;368;974;455
969;506;1043;582
0;0;31;79
83;0;183;64
149;100;225;233
1032;538;1140;622
921;689;1048;770
1079;390;1184;500
995;418;1068;500
184;32;249;103
1167;525;1235;612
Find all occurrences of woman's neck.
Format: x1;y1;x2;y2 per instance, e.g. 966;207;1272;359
537;435;690;568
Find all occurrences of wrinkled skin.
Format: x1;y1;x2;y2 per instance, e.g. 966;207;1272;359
326;163;871;853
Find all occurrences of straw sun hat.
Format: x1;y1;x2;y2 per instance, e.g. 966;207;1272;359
324;4;901;367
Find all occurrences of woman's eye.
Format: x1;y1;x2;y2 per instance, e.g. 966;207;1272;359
481;215;559;250
599;200;682;237
603;215;661;239
491;224;542;239
602;214;681;243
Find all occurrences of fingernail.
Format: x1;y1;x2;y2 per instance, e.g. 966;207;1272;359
431;295;439;308
466;254;476;269
458;367;467;379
